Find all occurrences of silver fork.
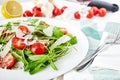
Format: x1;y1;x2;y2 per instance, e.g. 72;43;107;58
76;22;120;71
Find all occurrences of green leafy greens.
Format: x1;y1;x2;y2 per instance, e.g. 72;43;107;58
0;18;77;75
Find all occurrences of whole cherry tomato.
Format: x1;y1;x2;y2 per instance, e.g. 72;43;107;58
74;11;81;19
98;8;107;17
53;6;62;16
32;6;41;12
91;6;99;15
33;10;43;17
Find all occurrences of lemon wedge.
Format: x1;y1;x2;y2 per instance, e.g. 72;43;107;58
1;0;23;18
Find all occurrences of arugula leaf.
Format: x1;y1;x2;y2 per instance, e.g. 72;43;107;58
11;48;28;66
29;63;46;74
24;60;41;71
26;19;39;26
0;32;7;45
0;35;7;44
50;60;58;70
29;55;44;61
32;30;46;40
36;21;49;30
24;48;32;56
25;55;49;73
53;27;64;38
12;22;20;26
6;22;12;30
67;34;77;45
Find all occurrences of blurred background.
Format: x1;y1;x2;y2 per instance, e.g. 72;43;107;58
0;0;29;5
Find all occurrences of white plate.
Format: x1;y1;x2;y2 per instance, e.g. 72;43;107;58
0;17;89;80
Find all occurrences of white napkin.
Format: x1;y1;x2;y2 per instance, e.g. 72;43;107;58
90;44;120;71
63;69;93;80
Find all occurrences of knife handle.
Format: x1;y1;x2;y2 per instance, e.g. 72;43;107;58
88;0;119;12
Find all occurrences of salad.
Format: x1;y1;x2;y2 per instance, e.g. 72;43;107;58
0;18;77;74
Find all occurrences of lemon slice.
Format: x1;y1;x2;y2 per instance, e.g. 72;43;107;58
1;0;23;18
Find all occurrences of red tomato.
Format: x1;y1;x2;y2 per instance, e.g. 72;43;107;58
33;10;43;17
2;53;16;69
86;10;94;19
23;10;33;17
30;42;46;55
98;8;107;17
60;28;68;35
53;6;62;16
91;6;99;15
32;6;41;12
18;25;29;34
61;6;67;13
12;37;26;50
74;11;81;19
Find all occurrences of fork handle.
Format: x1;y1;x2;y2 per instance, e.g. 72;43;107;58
75;43;107;71
76;50;99;70
76;58;94;71
76;43;111;71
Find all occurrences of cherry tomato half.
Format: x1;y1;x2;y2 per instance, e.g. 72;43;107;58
2;53;16;69
18;25;29;34
98;8;107;17
30;42;46;55
74;11;81;19
12;37;27;50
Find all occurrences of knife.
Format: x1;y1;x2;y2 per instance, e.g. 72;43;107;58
88;0;119;12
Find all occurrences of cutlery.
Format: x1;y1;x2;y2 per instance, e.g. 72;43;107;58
76;22;120;71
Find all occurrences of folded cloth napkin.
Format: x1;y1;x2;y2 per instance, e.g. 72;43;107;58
90;45;120;71
89;16;120;70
